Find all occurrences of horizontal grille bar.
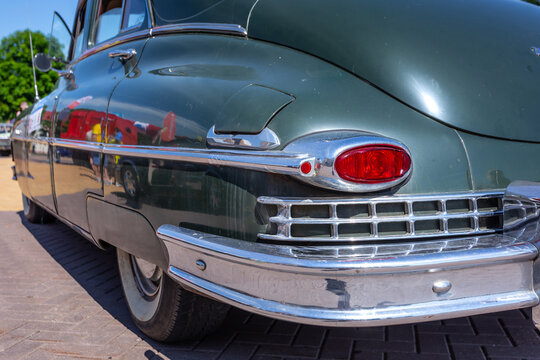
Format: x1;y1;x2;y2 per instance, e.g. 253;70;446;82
258;192;505;243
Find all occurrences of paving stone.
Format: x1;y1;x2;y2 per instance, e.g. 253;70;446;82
450;344;486;360
319;337;352;359
219;343;258;360
293;326;326;347
354;339;416;353
416;332;448;354
256;344;319;358
0;340;42;360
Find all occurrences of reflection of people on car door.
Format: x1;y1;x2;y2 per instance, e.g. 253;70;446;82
105;128;123;185
89;123;101;181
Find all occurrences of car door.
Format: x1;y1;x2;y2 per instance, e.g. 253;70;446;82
102;0;295;240
26;93;61;213
51;0;149;231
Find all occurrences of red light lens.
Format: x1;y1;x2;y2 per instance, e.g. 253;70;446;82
300;161;312;174
334;145;411;184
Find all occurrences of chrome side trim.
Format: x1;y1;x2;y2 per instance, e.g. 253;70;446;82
102;143;314;176
29;137;49;146
72;23;247;65
51;139;102;152
206;126;280;150
45;130;410;192
283;131;413;193
258;191;505;243
159;224;538;327
151;23;248;37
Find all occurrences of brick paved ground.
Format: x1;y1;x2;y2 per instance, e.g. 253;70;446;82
1;211;540;360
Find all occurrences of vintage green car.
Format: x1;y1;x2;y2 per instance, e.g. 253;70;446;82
11;0;540;342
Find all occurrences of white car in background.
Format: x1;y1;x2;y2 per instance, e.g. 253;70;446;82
0;124;12;155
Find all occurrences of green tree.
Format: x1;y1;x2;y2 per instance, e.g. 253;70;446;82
0;30;60;122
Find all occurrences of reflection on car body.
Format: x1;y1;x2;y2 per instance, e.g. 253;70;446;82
10;0;540;342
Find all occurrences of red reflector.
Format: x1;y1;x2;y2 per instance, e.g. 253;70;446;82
334;145;411;184
300;161;312;175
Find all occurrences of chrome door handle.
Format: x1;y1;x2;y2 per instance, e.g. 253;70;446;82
54;68;73;78
108;49;137;60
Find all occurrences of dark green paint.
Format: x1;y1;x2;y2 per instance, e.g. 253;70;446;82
12;0;540;247
151;0;257;27
458;131;540;190
249;0;540;142
101;33;473;241
52;38;148;231
214;84;294;134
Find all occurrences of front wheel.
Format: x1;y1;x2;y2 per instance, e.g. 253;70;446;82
22;194;55;224
117;248;229;342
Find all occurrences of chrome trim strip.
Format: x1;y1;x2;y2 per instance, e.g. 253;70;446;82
51;139;102;152
72;23;247;65
151;23;247;37
159;224;538;327
259;191;504;204
206;126;280;150
258;191;504;243
28;137;49;146
102;143;313;176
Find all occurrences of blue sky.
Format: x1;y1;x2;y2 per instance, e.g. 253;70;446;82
0;0;77;41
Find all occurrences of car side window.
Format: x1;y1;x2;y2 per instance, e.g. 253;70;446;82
93;0;147;45
122;0;147;30
95;0;123;44
72;2;87;59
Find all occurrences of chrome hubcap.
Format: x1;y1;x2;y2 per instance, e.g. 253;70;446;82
123;170;136;197
130;255;162;298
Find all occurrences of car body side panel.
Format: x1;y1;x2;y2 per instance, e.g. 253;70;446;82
11;120;30;197
457;131;540;190
87;196;168;269
102;34;471;243
248;0;540;142
26;90;63;213
52;38;148;232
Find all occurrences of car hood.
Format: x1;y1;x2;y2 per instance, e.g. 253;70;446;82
248;0;540;142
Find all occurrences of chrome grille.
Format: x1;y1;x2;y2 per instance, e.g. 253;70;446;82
258;192;504;243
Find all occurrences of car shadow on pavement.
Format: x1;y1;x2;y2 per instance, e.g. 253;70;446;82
17;211;540;360
16;211;291;359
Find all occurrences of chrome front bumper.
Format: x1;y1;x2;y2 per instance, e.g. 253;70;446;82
157;182;540;327
158;228;538;327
